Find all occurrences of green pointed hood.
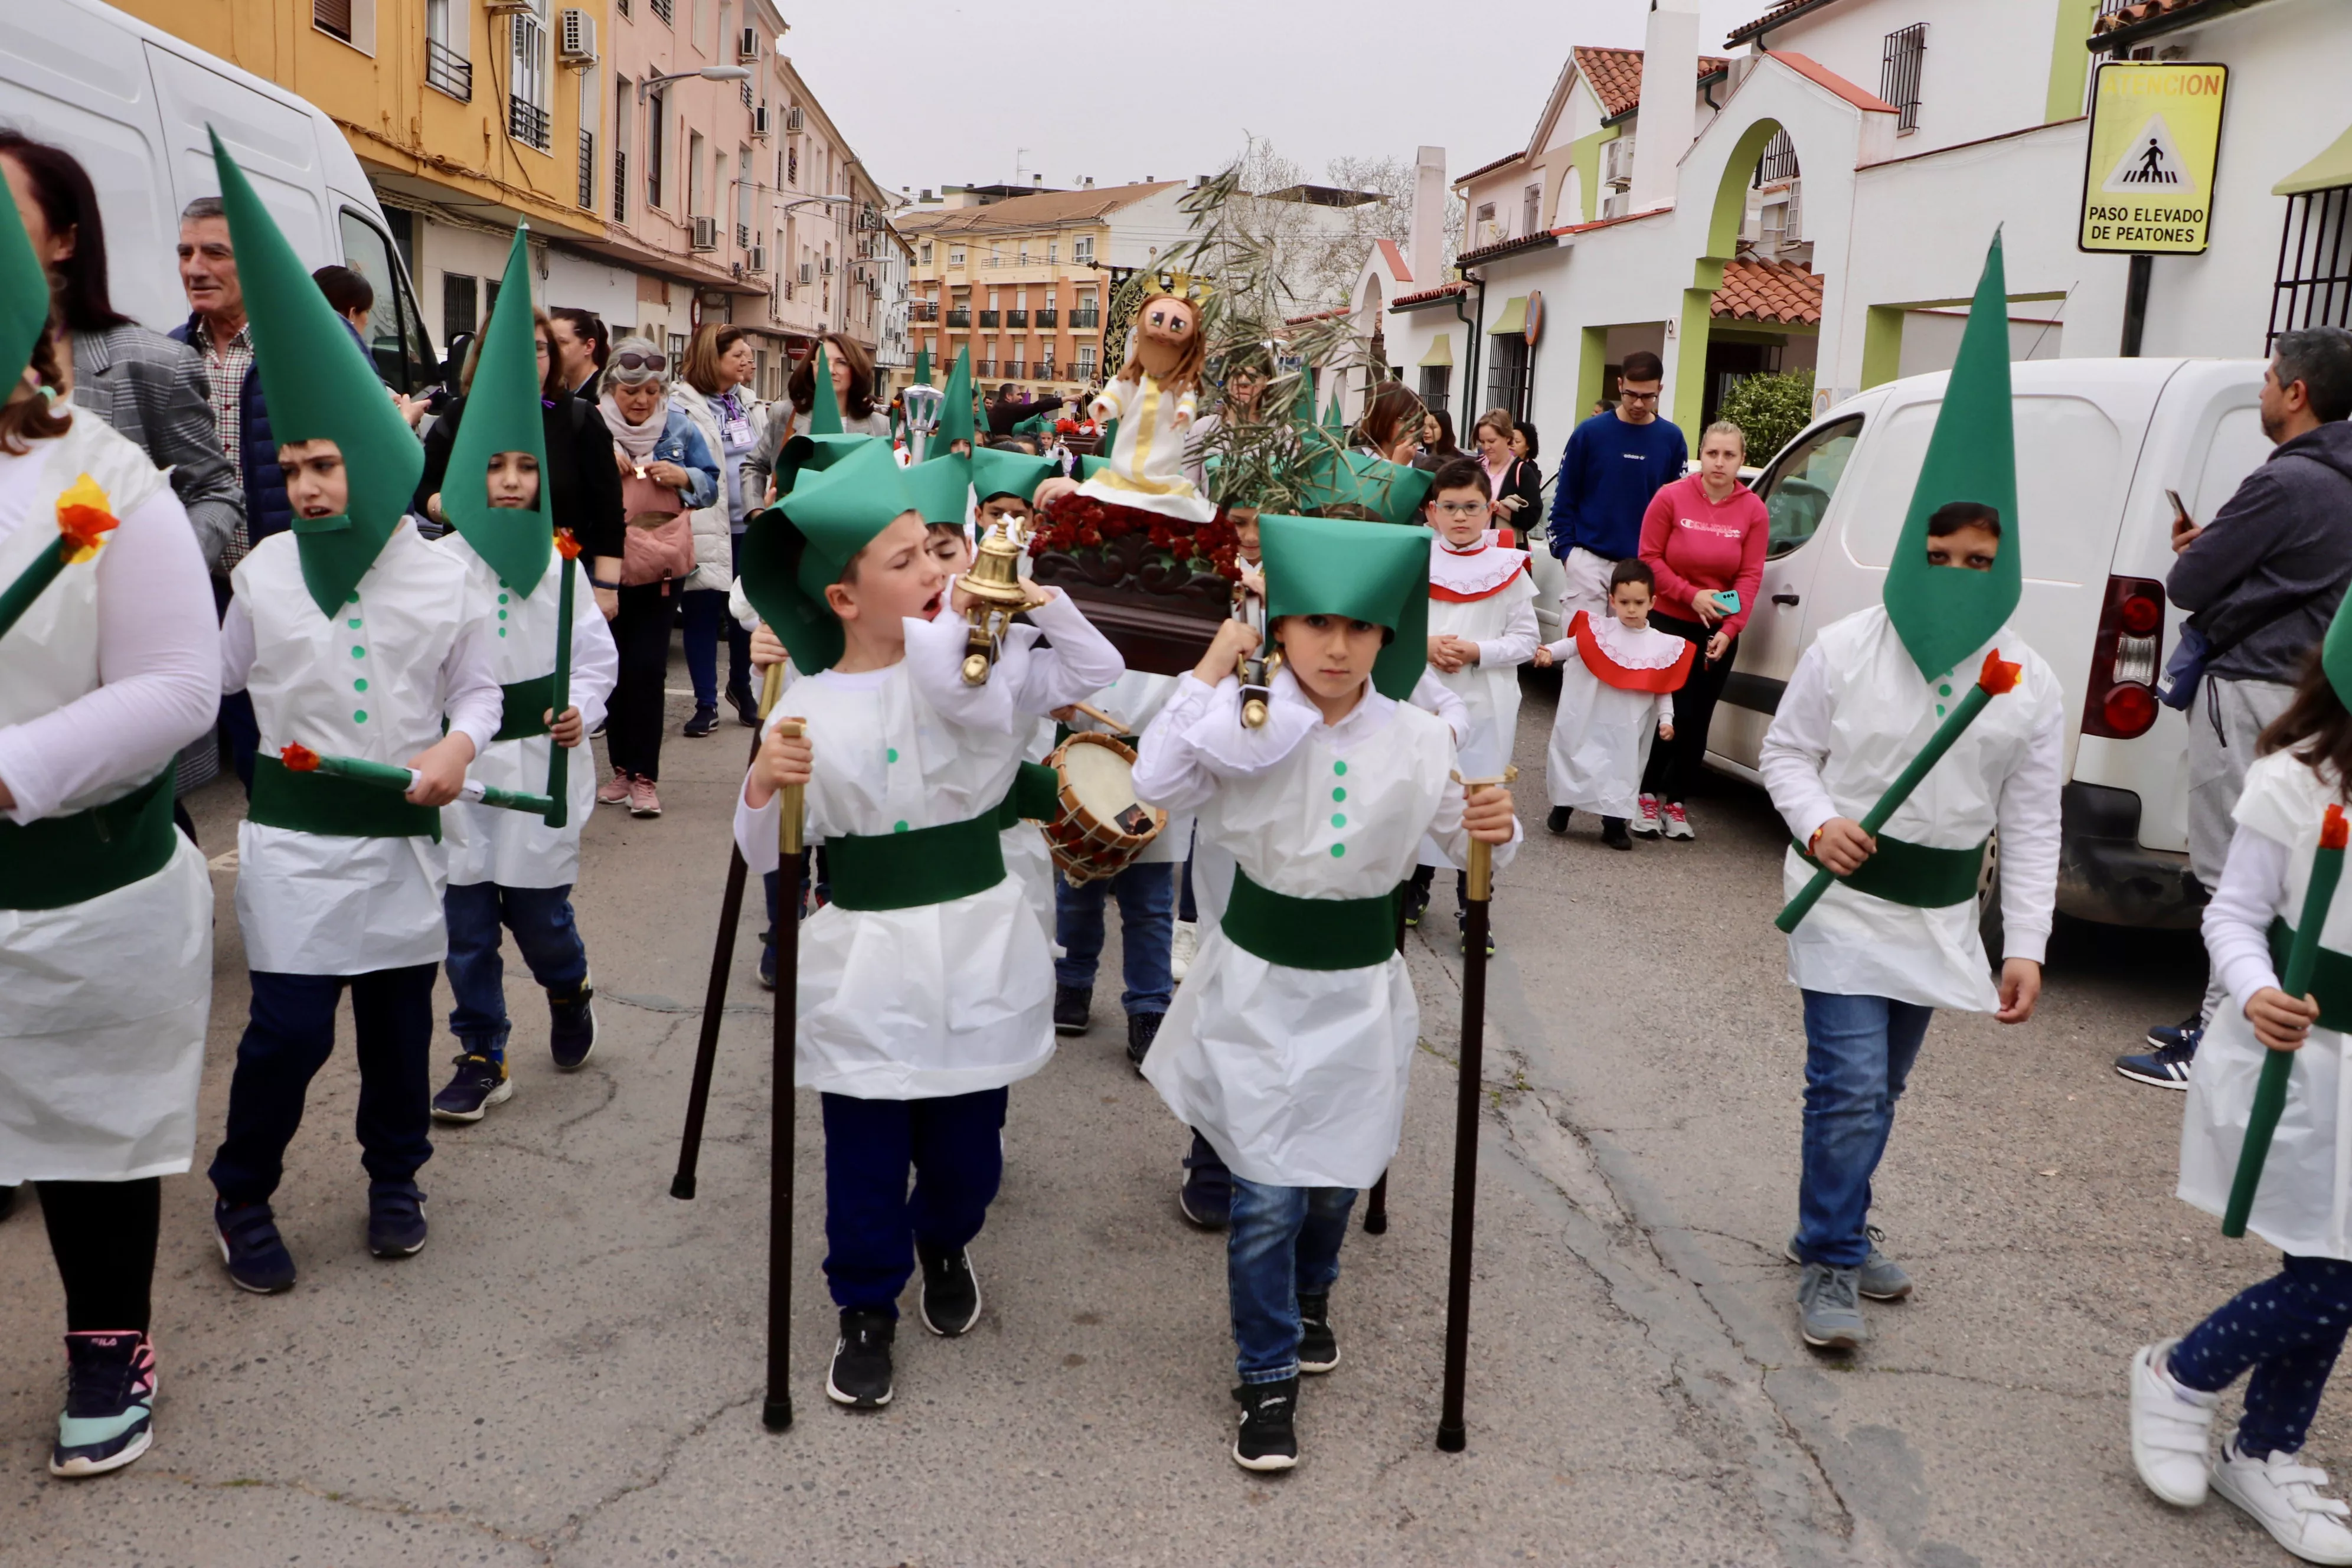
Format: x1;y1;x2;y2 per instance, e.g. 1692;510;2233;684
1299;449;1434;527
2323;578;2352;711
1882;232;2023;680
1289;367;1317;427
1321;386;1347;434
0;162;46;394
807;341;844;435
939;348;975;446
772;430;874;500
903;450;973;526
737;437;919;674
1259;512;1433;701
442;228;551;596
912;346;932;387
213;129;422;618
970;445;1055;505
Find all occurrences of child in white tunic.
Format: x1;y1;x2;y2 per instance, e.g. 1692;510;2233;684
734;437;1121;1410
0;286;221;1478
2129;627;2352;1559
1132;513;1520;1472
1409;456;1538;945
202;143;502;1288
1532;558;1688;850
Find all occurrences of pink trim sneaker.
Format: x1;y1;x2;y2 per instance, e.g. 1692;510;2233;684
627;775;662;818
1661;802;1694;840
596;770;631;806
1632;794;1662;837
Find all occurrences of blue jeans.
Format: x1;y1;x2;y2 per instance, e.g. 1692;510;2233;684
1792;991;1933;1269
1228;1177;1356;1383
442;882;590;1066
680;535;752;710
1054;862;1174;1015
820;1087;1008;1317
208;965;438;1204
2172;1254;2352;1458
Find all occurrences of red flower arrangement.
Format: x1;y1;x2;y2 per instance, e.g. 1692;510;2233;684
1028;492;1244;583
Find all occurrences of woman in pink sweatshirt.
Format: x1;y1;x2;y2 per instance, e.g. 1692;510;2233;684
1632;420;1770;839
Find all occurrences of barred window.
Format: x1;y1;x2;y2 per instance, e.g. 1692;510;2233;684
2270;185;2351;349
1881;24;1926;135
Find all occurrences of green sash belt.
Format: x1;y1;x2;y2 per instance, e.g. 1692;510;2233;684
2267;917;2352;1033
0;769;178;912
994;760;1060;829
249;754;441;841
494;674;555;742
1796;831;1985;910
1223;867;1400;971
827;811;1006;911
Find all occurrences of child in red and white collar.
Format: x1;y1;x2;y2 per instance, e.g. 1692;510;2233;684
1532;558;1690;851
1406;458;1537;948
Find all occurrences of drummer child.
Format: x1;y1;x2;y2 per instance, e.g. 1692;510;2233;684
1131;514;1518;1472
1531;561;1688;850
736;440;1121;1411
204;144;502;1286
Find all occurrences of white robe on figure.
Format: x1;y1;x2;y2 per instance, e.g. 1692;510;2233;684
1079;373;1217;524
1420;533;1538;870
1541;610;1685;820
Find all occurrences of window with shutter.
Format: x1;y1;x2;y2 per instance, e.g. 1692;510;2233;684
315;0;353;41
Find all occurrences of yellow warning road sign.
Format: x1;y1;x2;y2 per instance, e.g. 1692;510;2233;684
2080;60;2228;254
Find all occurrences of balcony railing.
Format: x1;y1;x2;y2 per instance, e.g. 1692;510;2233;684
1006;309;1028;328
613;149;627;222
425;38;471;102
508;96;551;153
737;222;750;249
945;308;971;328
1070;308;1100;329
649;0;673;22
577;129;595;209
910;301;938;322
978;309;1000;327
1033;308;1057;328
976;359;998;377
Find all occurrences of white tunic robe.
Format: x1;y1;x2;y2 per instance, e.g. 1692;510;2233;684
437;541;619;889
734;589;1122;1099
1759;606;2064;1011
2179;752;2352;1259
1421;535;1538;868
1541;611;1683;819
0;417;220;1182
225;524;502;974
1133;669;1519;1188
1079;373;1218;524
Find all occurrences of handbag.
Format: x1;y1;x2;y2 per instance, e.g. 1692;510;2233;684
619;470;694;586
2157;621;2210;711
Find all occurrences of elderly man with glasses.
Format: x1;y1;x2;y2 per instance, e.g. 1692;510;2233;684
1546;349;1687;633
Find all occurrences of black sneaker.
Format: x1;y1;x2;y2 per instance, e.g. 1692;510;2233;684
431;1051;510;1123
1231;1378;1300;1472
1297;1292;1339;1374
1545;805;1571;835
757;932;777;991
0;1182;17;1221
1179;1131;1231;1230
1600;817;1632;851
682;704;720;739
728;684;760;729
214;1199;296;1293
916;1243;982;1337
1127;1010;1163;1074
826;1308;896;1408
1401;878;1430;929
1459;924;1496;958
49;1331;156;1478
2146;1012;2204;1051
366;1180;427;1259
2116;1031;2200;1089
1053;984;1092;1037
548;982;597;1070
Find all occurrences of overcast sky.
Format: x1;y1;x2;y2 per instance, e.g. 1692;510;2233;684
779;0;1774;202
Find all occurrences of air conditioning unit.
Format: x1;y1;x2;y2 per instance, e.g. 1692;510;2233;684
1602;135;1635;192
752;103;771;138
557;9;596;62
747;243;767;273
797;262;814;285
785;106;804;133
737;26;761;62
690;215;718;251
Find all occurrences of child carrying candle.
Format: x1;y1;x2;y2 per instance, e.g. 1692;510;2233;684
1532;560;1688;851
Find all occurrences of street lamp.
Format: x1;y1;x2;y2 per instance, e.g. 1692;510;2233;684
636;65;751;101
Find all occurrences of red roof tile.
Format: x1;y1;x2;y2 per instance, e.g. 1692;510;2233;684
1726;0;1847;45
1572;45;1733;120
1393;283;1468;308
1711;256;1824;325
1766;50;1900;114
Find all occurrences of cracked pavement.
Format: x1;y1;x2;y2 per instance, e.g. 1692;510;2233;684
0;667;2334;1566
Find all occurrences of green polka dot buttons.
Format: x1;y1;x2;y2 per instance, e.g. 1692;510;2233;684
1333;760;1348;776
1329;844;1346;858
350;645;365;659
893;821;910;834
353;709;368;724
354;678;368;693
1332;786;1346;802
886;747;899;763
1331;813;1346;828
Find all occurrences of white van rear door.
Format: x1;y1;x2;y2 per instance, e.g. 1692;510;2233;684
0;4;177;329
142;41;334;268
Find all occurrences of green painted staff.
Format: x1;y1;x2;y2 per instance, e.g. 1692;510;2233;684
277;744;554;816
0;478;119;642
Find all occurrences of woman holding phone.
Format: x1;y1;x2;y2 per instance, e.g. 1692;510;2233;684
1632;420;1769;839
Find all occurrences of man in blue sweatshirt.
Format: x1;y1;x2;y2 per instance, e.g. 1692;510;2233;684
1548;349;1687;628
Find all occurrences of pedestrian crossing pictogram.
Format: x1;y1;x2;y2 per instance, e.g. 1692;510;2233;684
2102;114;2195;194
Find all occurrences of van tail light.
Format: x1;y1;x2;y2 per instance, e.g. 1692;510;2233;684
2083;574;2164;739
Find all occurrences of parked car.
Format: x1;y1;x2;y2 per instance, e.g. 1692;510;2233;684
0;0;438;390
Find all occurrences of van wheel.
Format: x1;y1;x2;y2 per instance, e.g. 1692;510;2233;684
1977;830;2003;966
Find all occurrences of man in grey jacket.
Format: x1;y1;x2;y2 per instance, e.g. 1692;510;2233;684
2118;326;2352;1087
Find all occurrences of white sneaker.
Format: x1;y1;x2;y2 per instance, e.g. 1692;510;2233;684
2130;1342;2218;1507
1171;919;1198;982
1660;801;1694;840
2211;1439;2352;1563
1631;794;1662;836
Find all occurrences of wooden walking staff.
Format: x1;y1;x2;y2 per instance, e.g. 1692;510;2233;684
672;662;787;1200
2225;803;2348;1237
762;705;808;1432
1438;763;1515;1453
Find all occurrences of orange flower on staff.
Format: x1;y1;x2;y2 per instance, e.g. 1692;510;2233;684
2324;803;2348;852
554;527;583;560
1977;649;2023;696
279;743;323;772
56;473;120;562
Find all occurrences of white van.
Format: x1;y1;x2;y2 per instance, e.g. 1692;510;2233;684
1679;357;2272;933
0;0;437;390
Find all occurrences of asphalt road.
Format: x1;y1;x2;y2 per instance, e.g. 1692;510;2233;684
0;664;2330;1567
